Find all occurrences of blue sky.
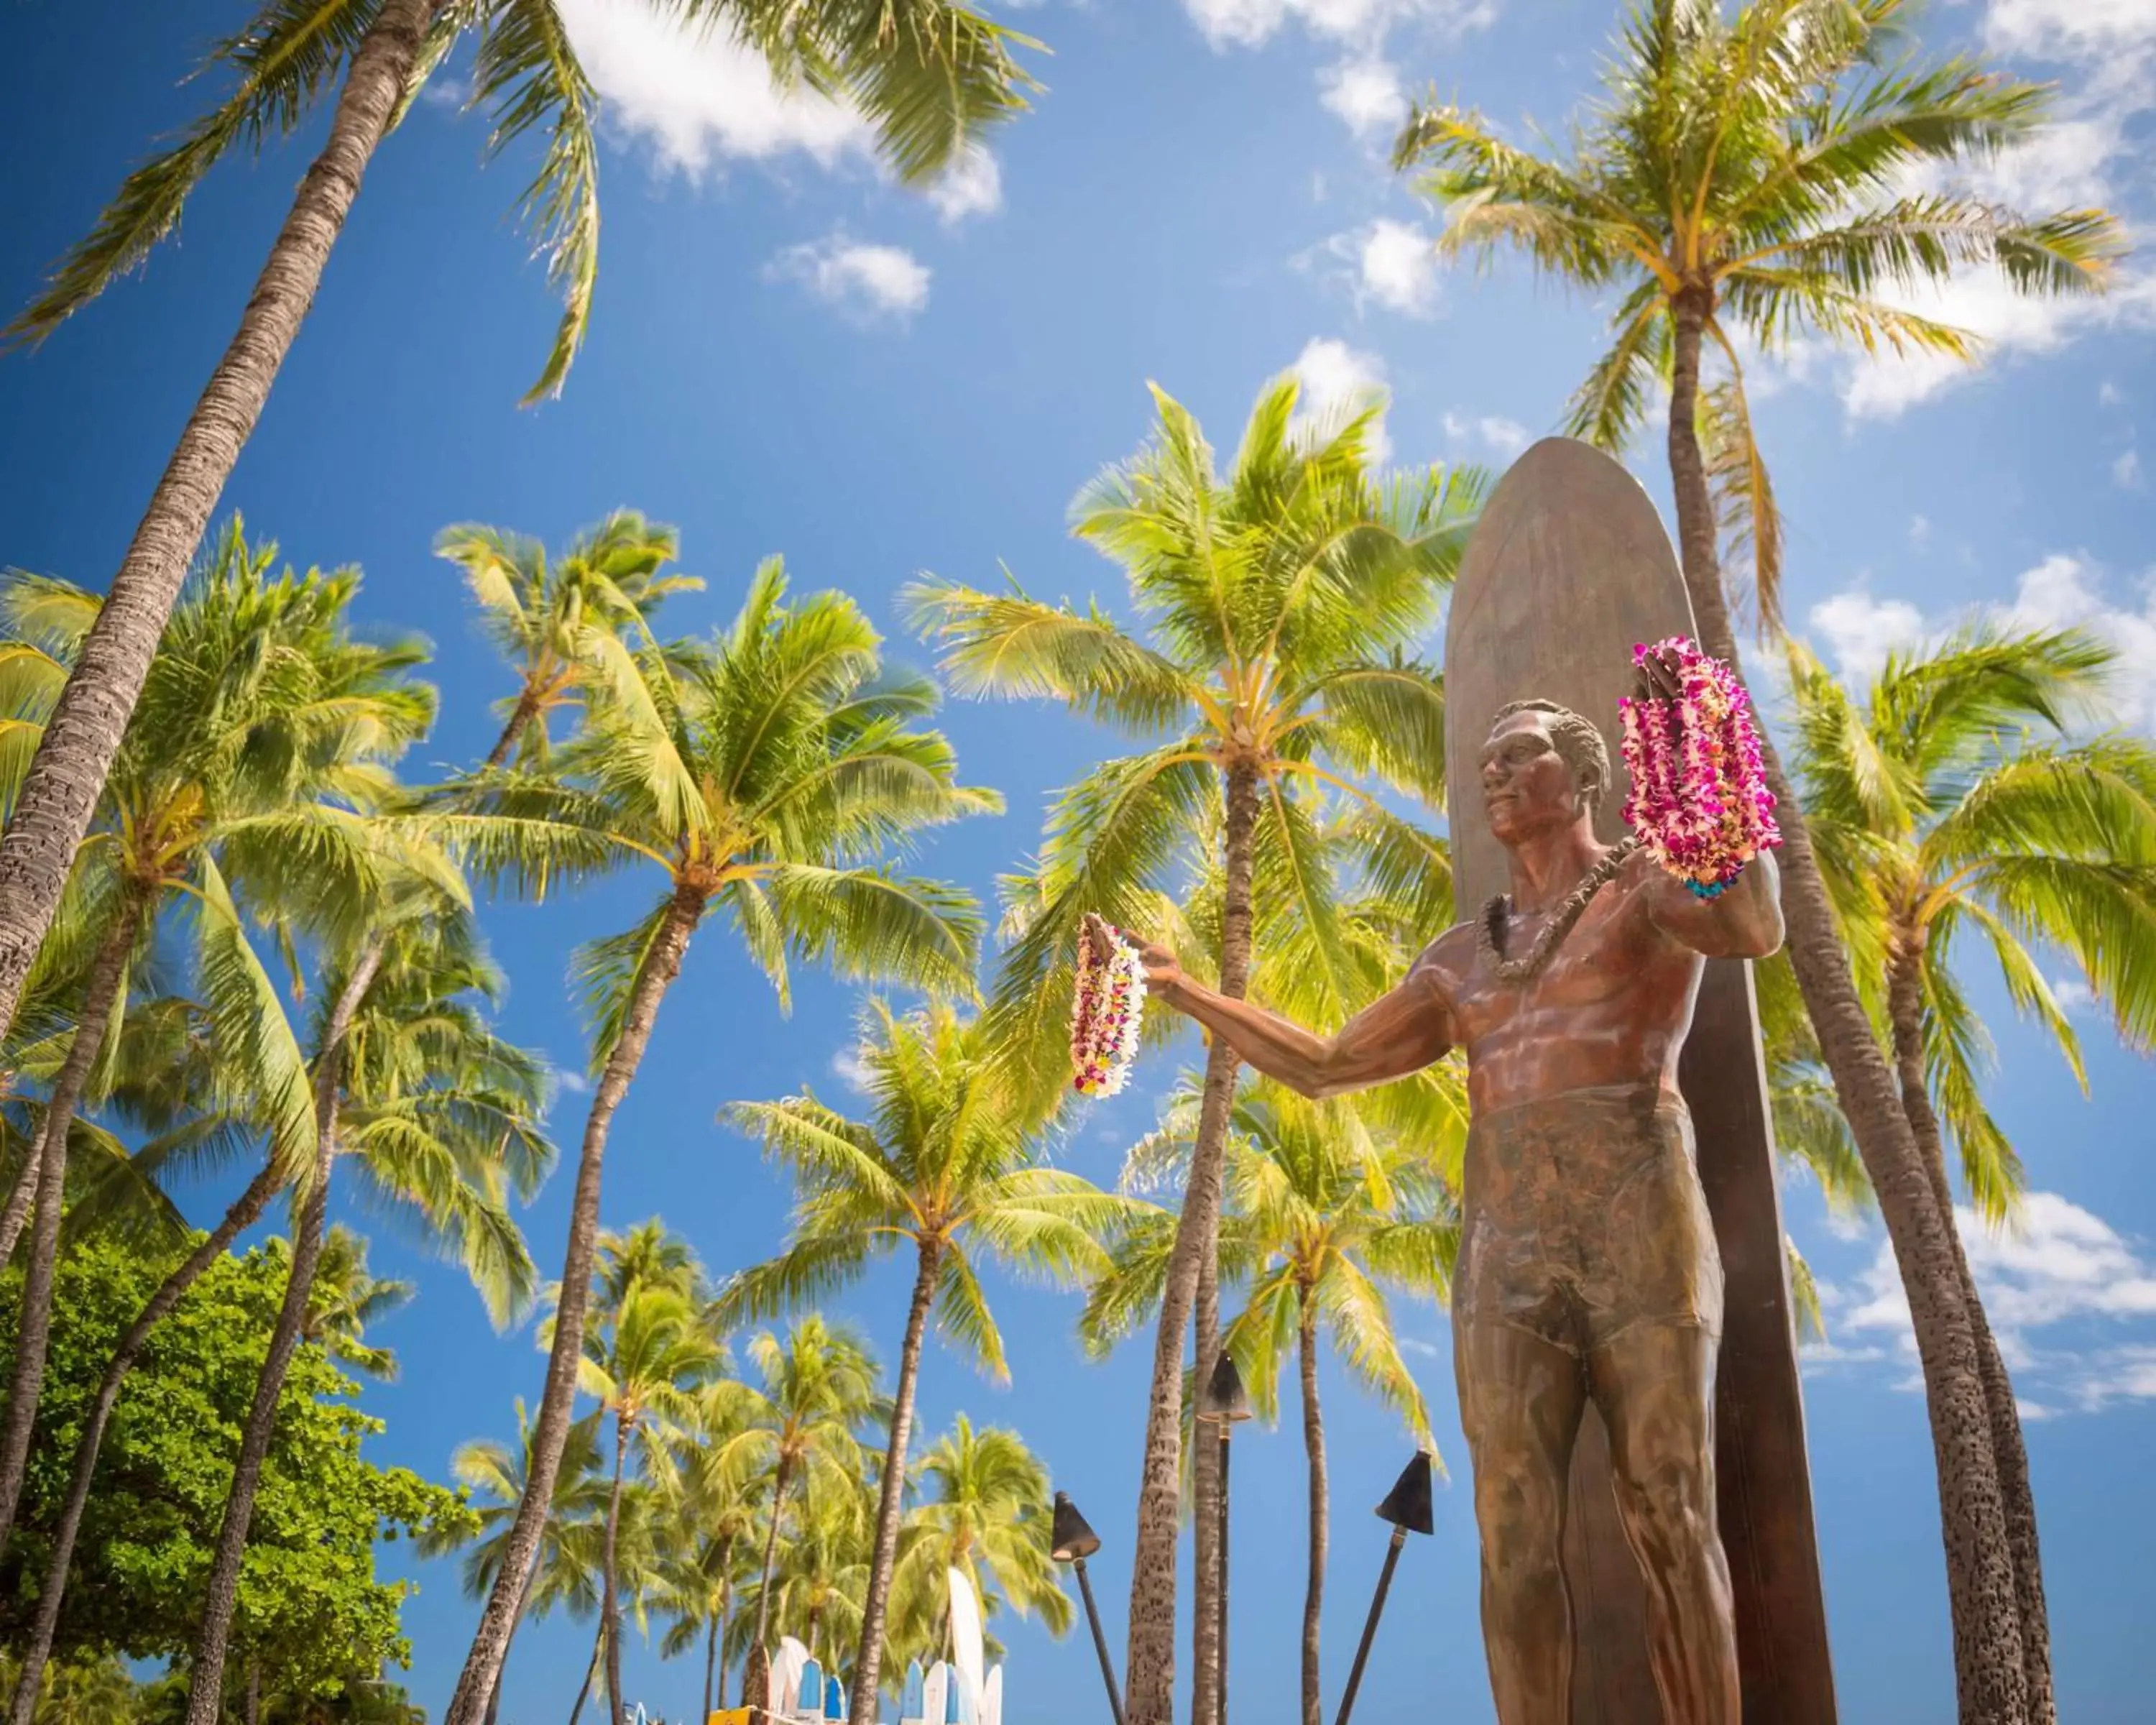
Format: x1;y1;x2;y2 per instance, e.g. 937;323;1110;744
2;0;2154;1720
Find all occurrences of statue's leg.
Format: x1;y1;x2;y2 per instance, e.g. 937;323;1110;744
1456;1317;1588;1725
1587;1322;1740;1724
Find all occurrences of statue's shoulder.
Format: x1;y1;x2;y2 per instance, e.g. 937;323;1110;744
1408;918;1478;995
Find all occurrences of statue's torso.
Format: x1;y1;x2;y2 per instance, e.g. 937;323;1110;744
1411;847;1705;1117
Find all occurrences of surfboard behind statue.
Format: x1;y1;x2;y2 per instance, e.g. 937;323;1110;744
921;1662;949;1725
900;1660;926;1725
1444;437;1835;1725
980;1666;1003;1725
946;1567;984;1710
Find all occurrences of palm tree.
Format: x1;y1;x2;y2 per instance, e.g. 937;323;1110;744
1787;621;2156;1693
0;525;435;1561
1388;5;2124;1711
441;559;993;1716
303;1224;416;1380
714;1317;882;1663
885;1417;1072;1670
651;1407;764;1721
0;0;1044;1071
746;1467;875;1670
421;1403;613;1725
572;1276;727;1725
911;374;1478;1725
1126;1082;1454;1725
6;897;553;1724
437;512;701;768
723;1002;1129;1724
182;906;550;1725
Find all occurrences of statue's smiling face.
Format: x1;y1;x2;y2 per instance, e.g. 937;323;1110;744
1480;710;1580;843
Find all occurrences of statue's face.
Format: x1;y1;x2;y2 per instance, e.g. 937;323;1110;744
1479;710;1581;845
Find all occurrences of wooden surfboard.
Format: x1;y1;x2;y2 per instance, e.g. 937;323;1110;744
1442;437;1836;1724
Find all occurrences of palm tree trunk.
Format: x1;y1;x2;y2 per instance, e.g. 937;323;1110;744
246;1657;261;1725
603;1413;631;1725
1888;947;2054;1724
807;1600;826;1660
183;939;384;1725
717;1578;734;1711
447;889;705;1725
752;1453;798;1656
0;0;433;1054
848;1240;943;1725
1667;290;2028;1724
0;1152;37;1266
6;1159;283;1725
485;1549;543;1725
484;689;545;770
0;883;149;1560
1126;758;1259;1725
704;1611;721;1721
1298;1294;1326;1725
1191;1218;1222;1725
568;1623;604;1725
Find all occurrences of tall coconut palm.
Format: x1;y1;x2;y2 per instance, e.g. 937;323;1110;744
723;1002;1130;1724
437;512;701;769
303;1224;415;1381
0;0;1044;1072
911;375;1478;1725
1094;1082;1454;1725
0;526;436;1562
739;1467;875;1671
651;1404;764;1721
5;889;553;1725
569;1274;727;1725
180;906;550;1725
885;1417;1071;1672
712;1317;882;1664
1389;5;2123;1711
440;559;992;1714
420;1404;613;1725
1787;622;2156;1695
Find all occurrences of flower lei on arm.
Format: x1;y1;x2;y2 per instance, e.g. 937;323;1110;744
1071;920;1147;1096
1618;635;1782;899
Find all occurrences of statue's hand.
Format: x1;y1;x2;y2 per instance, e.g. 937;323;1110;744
1084;912;1185;1003
1632;642;1686;707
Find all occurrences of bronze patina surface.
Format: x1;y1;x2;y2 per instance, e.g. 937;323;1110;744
1121;438;1835;1724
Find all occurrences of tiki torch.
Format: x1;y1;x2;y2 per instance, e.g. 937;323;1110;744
1195;1352;1253;1725
1332;1449;1435;1725
1051;1491;1126;1725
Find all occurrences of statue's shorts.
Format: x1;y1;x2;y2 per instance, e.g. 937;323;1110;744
1455;1082;1723;1356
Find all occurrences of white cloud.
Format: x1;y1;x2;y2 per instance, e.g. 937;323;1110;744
1816;1190;2156;1414
1180;0;1496;134
2099;381;2126;406
927;146;1003;225
557;0;870;178
1810;555;2156;729
554;1067;591;1097
1319;58;1409;138
1996;554;2156;727
1772;0;2156;418
2114;449;2144;491
768;234;931;322
830;1046;873;1092
1909;514;1932;548
1290;336;1393;464
1442;410;1530;457
1807;590;1927;684
1358;218;1440;316
2053;975;2099;1014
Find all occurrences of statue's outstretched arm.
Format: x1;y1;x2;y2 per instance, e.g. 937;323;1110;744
1643;847;1784;960
1154;964;1456;1100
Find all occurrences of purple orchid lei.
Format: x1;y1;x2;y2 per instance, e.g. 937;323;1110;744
1071;921;1146;1097
1618;635;1782;899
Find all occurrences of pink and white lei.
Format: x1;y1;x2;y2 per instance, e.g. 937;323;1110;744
1071;921;1146;1097
1618;635;1782;899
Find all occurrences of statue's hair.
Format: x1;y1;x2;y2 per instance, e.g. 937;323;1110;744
1491;699;1610;811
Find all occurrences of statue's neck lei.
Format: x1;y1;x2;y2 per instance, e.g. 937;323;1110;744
1071;922;1146;1096
1618;635;1782;900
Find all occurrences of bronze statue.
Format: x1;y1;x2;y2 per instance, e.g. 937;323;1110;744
1115;647;1782;1724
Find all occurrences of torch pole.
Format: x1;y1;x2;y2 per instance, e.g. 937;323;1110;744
1332;1524;1407;1725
